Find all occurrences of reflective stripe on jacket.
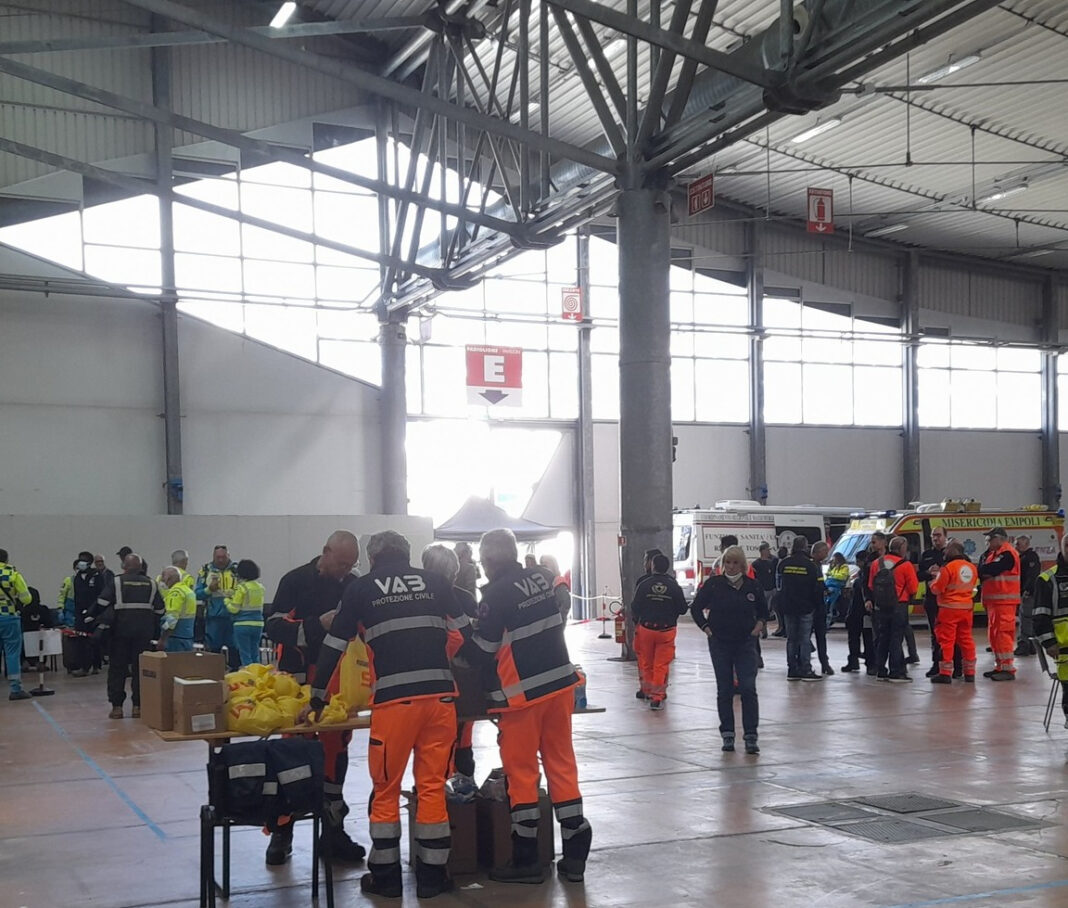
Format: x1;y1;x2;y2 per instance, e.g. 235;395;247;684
226;580;265;627
161;583;197;636
979;544;1021;607
0;562;32;616
928;558;978;609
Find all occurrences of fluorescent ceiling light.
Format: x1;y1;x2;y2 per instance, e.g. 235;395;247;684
604;38;627;58
270;2;297;28
1014;249;1053;259
790;118;841;144
978;184;1029;204
917;54;980;85
865;223;909;238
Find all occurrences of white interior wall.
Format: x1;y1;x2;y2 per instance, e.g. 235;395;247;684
920;430;1041;509
0;514;433;609
766;426;902;508
672;424;749;509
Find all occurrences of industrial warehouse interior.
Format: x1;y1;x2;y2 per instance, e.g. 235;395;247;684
2;1;1068;906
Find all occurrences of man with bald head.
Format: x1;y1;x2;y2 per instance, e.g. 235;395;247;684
94;553;164;719
264;530;364;866
157;566;197;653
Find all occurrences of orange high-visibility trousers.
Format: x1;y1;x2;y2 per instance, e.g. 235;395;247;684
934;609;977;677
634;625;677;702
367;697;455;870
987;603;1018;674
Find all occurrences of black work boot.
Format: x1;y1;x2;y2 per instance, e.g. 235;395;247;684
558;819;592;882
489;834;544;884
361;863;402;899
321;824;366;863
265;825;293;866
415;858;454;899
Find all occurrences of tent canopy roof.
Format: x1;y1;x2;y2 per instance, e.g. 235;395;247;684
434;496;558;542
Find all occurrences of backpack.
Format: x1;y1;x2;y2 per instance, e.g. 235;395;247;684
871;557;905;610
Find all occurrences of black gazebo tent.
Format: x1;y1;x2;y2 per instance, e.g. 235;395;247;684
434;496;558;542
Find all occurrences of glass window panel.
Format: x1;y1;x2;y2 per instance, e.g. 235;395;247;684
549;351;578;419
1059;375;1068;427
588;236;618;287
315;265;379;302
406;345;422;415
0;210;83;271
241;160;311;188
175;177;239;208
1058;354;1068;376
854;366;902;426
317;309;378;341
854;338;901;367
83;195;159;249
483;278;548;315
241;184;312;231
803;336;852;363
485;320;547;348
511;351;548;418
803;364;853;424
693;294;747;326
438;283;485;312
694;331;748;359
996;371;1040;429
244;304;317;359
178;298;244;333
764;362;802;424
917;341;950;368
243;259;315;299
588;286;618;320
802;305;846;330
421;345;468;416
313;191;380;252
317;338;380;384
997;347;1040;372
918;368;950;427
763;297;801;328
693;270;746;295
951;344;996;371
671;329;694;357
173;206;241;256
421;313;483;347
487;250;545;280
695;360;749;423
671;358;696;422
241;223;315;263
84;244;160;290
314;140;378;186
591;353;620;420
547;322;580;352
669;262;692;292
590;325;619;354
764;335;801;362
950;369;997;428
545;234;575;280
175;253;243;294
670;291;693;323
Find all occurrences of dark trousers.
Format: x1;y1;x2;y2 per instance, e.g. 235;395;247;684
845;604;873;669
708;636;759;738
784;612;814;676
107;634;151;706
812;601;830;668
873;604;908;677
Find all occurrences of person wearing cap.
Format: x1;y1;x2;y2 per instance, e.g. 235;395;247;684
977;527;1021;681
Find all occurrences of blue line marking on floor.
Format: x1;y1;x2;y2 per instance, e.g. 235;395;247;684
33;700;167;841
886;878;1068;908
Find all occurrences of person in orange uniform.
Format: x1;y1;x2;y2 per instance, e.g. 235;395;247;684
977;527;1021;681
927;541;978;684
474;528;592;885
307;530;475;901
631;552;689;709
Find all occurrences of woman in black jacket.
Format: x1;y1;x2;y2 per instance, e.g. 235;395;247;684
690;546;767;754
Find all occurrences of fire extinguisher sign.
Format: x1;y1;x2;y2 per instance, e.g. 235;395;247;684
807;187;834;234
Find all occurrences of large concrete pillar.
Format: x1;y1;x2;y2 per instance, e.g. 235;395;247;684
617;187;672;657
379;316;408;515
746;221;767;504
1041;274;1061;510
902;252;921;507
576;229;597;618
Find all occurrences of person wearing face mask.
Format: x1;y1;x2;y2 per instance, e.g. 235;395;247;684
691;545;767;754
156;566;197;653
631;552;689;710
67;550;106;677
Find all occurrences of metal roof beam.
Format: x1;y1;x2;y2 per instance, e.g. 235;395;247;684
0;54;522;238
116;0;619;176
0;18;427;55
546;0;776;90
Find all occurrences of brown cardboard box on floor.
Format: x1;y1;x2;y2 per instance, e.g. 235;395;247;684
406;796;479;875
173;678;225;735
476;790;554;870
139;650;225;731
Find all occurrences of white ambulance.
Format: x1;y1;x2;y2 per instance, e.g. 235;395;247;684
672;502;861;600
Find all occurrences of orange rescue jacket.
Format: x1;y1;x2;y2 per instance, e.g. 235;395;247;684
928;558;978;609
979;543;1021;608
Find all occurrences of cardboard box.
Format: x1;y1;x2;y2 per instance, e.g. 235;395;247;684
173;678;226;735
476;790;554;870
139;650;225;731
406;797;479;875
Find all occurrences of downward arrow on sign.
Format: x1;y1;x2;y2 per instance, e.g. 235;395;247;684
481;390;509;404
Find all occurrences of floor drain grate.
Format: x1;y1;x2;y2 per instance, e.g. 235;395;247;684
836;817;957;844
774;802;877;824
853;793;962;814
922;808;1042;833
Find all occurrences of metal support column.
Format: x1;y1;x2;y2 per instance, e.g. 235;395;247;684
902;252;921;507
379;316;408;515
1041;275;1061;510
746;221;767;505
617;188;672;659
576;229;597;619
153;36;182;515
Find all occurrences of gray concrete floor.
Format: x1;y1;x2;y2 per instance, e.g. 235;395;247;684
3;621;1068;907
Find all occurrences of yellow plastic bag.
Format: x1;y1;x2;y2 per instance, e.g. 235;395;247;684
227;695;283;735
275;695;305;725
317;697;350;725
224;670;257;698
338;638;372;709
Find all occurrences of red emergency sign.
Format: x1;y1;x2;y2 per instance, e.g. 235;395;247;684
465;345;523;406
807;187;834;234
